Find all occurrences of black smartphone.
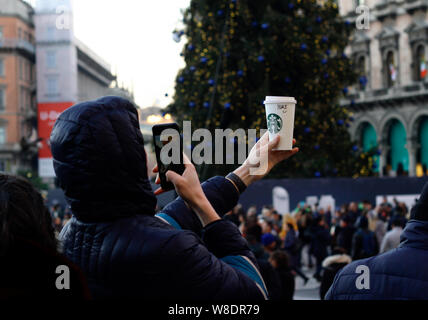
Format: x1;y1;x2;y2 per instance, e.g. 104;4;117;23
152;123;185;192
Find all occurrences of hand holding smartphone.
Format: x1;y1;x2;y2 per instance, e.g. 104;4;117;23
152;123;185;192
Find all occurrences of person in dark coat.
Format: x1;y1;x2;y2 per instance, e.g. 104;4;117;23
0;174;91;299
269;250;295;300
326;182;428;300
310;217;331;281
283;223;308;284
319;247;351;300
351;215;378;260
335;215;355;254
51;96;299;300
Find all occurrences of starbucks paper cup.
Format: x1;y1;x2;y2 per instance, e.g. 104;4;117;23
264;96;297;150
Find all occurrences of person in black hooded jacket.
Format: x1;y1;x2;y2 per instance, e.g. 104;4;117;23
50;96;299;300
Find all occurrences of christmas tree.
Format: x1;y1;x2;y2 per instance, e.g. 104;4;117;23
168;0;376;179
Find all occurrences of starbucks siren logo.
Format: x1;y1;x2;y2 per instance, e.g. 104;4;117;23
267;114;283;134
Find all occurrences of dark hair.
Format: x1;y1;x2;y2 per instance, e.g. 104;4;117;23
0;174;57;256
245;223;262;243
270;250;290;269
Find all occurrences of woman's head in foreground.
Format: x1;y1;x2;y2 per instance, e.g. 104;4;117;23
0;174;57;256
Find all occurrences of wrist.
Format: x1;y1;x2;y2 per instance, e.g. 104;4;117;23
189;195;220;227
233;164;259;187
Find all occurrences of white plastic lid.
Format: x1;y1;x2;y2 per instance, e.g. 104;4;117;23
264;96;297;104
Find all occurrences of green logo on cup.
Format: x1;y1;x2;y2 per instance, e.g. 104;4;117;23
267;113;283;134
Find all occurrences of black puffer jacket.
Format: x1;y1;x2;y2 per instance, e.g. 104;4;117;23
51;96;267;300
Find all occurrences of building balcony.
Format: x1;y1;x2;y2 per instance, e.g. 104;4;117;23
0;38;35;58
340;80;428;109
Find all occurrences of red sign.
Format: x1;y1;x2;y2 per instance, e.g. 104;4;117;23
38;102;74;159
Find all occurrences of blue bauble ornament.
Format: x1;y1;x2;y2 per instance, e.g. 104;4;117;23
316;16;322;23
315;171;321;177
304;127;311;133
258;55;265;62
261;23;269;29
217;9;224;16
300;43;307;51
285;77;291;83
337;119;344;126
208;79;215;86
343;87;349;94
203;102;210;108
188;44;195;51
224;102;231;109
376;149;382;155
326;49;331;56
322;36;328;43
237;70;244;77
288;3;294;9
252;21;258;27
189;101;196;108
321;58;327;65
200;57;208;63
190;66;196;72
323;73;329;79
314;145;320;150
352;145;359;152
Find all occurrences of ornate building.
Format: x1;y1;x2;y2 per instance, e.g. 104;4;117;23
339;0;428;177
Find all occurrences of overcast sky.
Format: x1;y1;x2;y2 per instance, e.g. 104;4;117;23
30;0;191;108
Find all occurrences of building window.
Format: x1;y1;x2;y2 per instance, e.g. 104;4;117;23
47;77;58;96
0;58;4;77
19;58;23;80
385;51;397;88
18;28;22;40
46;51;56;69
416;45;427;81
357;55;368;90
0;126;5;145
0;159;5;172
0;88;5;111
0;27;3;40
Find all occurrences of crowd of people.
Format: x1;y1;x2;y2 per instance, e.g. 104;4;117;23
223;197;410;299
1;96;427;301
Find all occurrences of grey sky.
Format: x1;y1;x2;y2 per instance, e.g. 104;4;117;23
29;0;191;108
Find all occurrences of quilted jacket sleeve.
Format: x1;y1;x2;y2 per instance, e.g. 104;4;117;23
156;176;239;235
170;220;268;301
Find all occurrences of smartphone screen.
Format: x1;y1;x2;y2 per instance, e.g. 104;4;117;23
152;123;185;192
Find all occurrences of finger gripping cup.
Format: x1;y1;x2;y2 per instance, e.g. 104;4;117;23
264;96;297;150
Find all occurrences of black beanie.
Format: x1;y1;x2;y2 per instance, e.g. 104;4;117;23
410;183;428;221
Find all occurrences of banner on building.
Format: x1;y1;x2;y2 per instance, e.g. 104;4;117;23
38;102;74;178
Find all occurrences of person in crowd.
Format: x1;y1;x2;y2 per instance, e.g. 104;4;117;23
319;247;351;300
335;215;355;255
347;202;360;226
269;250;295;300
261;233;278;254
244;222;269;261
310;216;332;281
51;96;299;300
351;215;378;260
372;206;387;247
242;222;282;300
380;216;404;253
0;174;91;299
246;206;258;219
326;182;428;299
282;222;309;284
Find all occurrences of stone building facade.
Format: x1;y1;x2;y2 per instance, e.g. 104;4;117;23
339;0;428;177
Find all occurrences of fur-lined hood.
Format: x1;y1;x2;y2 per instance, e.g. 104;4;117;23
322;254;352;268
